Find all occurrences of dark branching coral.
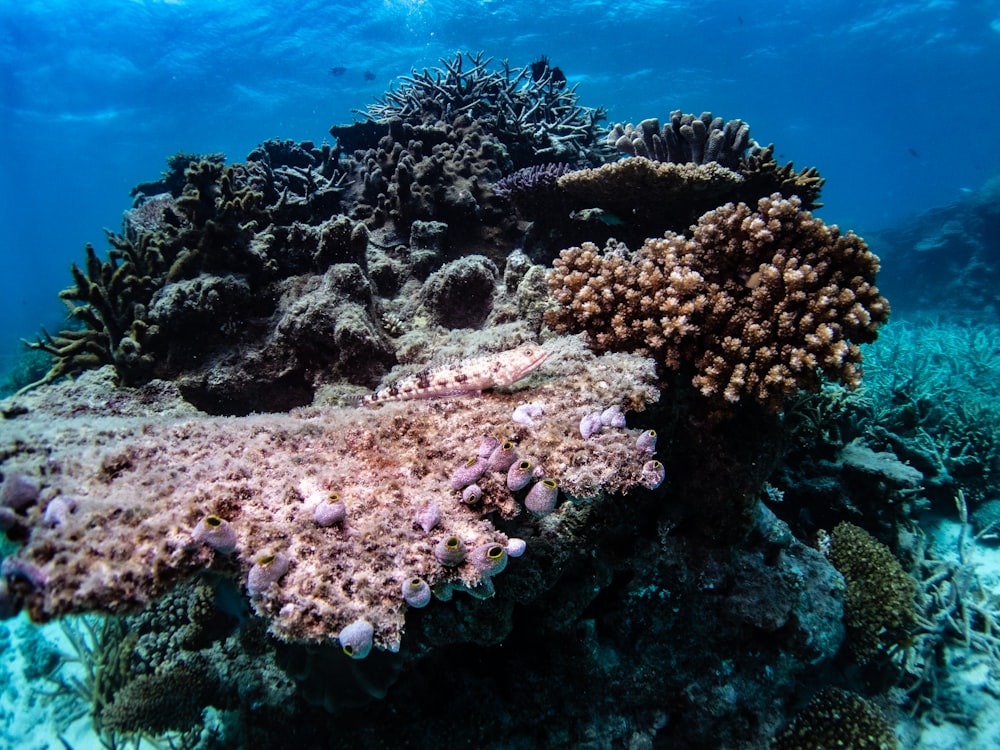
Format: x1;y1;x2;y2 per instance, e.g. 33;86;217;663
546;194;890;414
772;687;898;750
607;112;825;209
824;521;917;664
130;151;225;200
492;162;575;221
100;665;215;735
336;51;610;169
22;144;372;405
607;112;753;170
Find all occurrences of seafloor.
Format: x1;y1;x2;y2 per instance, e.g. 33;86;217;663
2;53;1000;750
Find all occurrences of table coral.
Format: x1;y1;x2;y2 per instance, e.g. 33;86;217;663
546;193;890;414
0;340;659;654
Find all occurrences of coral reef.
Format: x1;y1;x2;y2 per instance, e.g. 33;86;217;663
772;687;897;750
0;337;660;652
823;521;917;663
546;193;890;414
869;174;1000;314
16;48;988;750
338;51;609;169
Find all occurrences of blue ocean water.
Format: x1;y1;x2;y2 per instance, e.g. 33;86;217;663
1;0;999;364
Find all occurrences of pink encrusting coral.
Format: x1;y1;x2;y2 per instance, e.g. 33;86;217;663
0;339;658;653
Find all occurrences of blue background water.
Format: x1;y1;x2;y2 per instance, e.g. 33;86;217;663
2;0;999;368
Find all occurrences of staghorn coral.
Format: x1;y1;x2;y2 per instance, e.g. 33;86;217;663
772;687;897;750
338;51;609;169
823;521;918;664
546;194;890;414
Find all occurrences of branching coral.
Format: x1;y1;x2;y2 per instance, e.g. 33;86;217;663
606;112;825;210
546;194;889;413
340;51;609;168
606;112;753;170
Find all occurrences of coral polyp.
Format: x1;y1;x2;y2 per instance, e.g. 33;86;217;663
246;552;291;595
470;543;508;576
506;460;534;491
434;536;468;567
192;514;237;554
339;618;375;659
525;478;560;515
402;577;432;608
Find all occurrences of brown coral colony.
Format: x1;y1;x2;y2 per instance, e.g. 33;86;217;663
546;194;889;413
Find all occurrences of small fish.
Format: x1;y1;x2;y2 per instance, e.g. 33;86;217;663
738;15;744;24
570;207;624;226
908;147;919;158
364;70;376;81
363;345;549;404
329;66;347;77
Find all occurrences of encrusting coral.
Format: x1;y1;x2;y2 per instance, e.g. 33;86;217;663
0;337;660;653
823;521;918;663
772;687;898;750
546;193;890;414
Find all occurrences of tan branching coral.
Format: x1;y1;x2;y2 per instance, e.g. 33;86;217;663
546;194;890;413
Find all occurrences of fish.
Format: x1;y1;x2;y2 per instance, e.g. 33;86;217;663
908;147;920;158
362;344;549;404
329;66;347;77
364;70;376;81
570;207;624;226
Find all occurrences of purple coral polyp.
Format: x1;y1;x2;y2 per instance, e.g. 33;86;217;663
314;493;347;527
414;501;440;532
600;405;626;428
434;536;467;566
450;456;488;490
246;552;290;595
488;441;519;472
192;514;238;554
402;577;432;608
471;542;508;576
0;473;39;511
636;429;657;454
525;478;560;515
461;484;483;505
506;538;527;558
579;412;603;439
339;618;375;659
641;460;666;490
506;459;533;491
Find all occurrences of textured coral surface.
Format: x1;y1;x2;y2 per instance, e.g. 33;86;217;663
547;194;890;413
1;340;658;651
